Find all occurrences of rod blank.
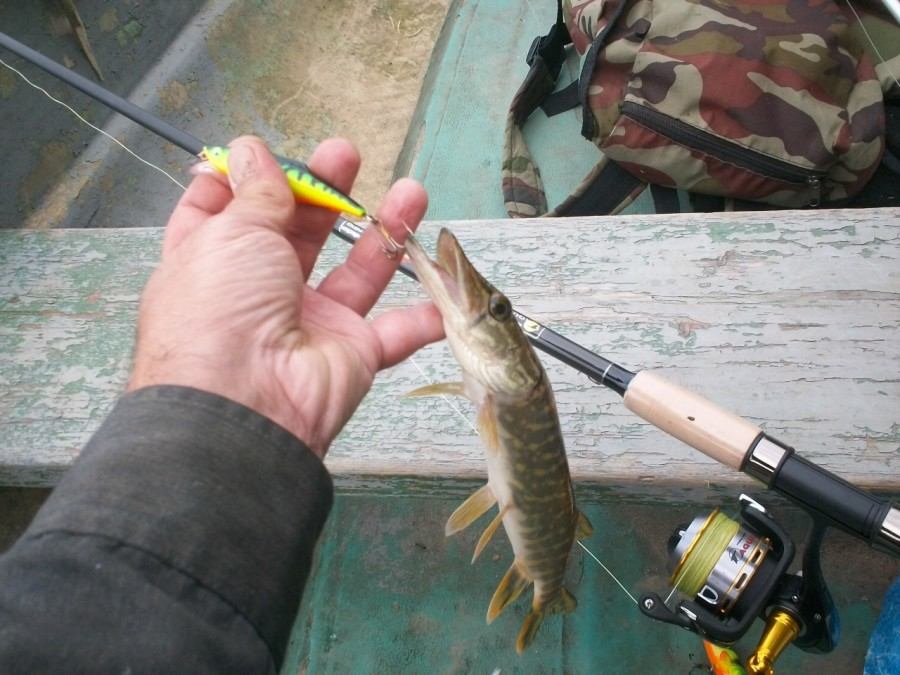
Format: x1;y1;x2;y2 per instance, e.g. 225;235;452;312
0;31;205;156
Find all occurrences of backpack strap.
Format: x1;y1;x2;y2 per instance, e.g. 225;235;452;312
550;158;646;216
502;0;643;218
575;0;630;141
649;184;681;214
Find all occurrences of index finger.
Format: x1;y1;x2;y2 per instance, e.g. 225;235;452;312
284;138;361;278
315;178;428;316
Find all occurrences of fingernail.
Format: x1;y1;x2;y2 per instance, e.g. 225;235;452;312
228;142;259;188
189;161;217;176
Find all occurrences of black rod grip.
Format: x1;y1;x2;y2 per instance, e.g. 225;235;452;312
771;453;895;553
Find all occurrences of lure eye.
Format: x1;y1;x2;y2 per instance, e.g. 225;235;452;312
489;293;512;321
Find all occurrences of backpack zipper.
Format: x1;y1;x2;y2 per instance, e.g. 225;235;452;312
620;101;825;206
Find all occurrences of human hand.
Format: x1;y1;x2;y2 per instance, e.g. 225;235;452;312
129;136;443;458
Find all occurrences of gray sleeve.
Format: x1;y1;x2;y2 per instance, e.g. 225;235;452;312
0;385;333;674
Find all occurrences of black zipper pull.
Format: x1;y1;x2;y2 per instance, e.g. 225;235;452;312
807;177;822;207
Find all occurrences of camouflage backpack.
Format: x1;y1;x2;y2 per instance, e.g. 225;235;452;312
502;0;888;217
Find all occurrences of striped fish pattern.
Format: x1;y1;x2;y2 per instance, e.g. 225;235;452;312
404;228;592;652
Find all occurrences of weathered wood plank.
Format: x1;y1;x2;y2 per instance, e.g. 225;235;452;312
1;209;898;496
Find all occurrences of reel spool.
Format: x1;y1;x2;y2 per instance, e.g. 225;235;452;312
640;495;837;674
669;509;771;615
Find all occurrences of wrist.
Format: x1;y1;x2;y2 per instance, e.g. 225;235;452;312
128;353;318;455
129;352;258;421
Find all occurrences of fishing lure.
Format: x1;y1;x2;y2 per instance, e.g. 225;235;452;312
200;146;404;257
704;640;747;675
199;146;367;217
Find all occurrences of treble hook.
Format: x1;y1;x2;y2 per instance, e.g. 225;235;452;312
367;214;406;260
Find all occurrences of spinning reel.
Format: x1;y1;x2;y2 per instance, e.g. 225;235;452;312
639;495;839;674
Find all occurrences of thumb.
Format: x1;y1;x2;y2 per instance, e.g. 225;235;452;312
222;135;296;233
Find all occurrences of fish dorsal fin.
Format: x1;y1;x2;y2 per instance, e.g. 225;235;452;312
476;397;500;450
472;506;507;564
575;510;593;541
445;483;496;536
487;560;532;624
404;381;467;399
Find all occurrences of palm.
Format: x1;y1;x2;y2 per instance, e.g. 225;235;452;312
275;288;382;453
139;137;443;458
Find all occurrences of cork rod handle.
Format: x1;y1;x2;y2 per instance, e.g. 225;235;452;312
623;371;761;470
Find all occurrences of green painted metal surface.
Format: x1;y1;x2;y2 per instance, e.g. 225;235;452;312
403;0;654;220
282;490;898;674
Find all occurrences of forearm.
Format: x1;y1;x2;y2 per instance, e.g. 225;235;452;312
0;386;333;673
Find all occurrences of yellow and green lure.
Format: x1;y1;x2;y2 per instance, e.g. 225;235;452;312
200;146;368;218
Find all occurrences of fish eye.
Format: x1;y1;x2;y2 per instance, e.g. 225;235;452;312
489;293;511;321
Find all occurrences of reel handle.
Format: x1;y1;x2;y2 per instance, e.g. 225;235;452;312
624;371;900;557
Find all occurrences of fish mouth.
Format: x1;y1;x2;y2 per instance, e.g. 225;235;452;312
404;228;481;316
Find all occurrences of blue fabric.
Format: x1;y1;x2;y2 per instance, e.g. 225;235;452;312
866;577;900;674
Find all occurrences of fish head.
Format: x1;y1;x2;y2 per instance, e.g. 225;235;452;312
405;228;544;397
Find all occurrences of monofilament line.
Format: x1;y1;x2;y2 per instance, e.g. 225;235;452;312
0;57;187;190
577;540;638;605
663;583;680;607
407;357;480;435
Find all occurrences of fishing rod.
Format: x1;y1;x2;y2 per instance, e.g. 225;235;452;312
3;31;898;670
2;28;897;555
0;31;637;393
0;31;371;220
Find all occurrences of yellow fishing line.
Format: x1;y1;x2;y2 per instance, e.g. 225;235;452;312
671;510;740;597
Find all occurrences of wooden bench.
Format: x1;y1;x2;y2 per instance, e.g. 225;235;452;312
1;208;898;501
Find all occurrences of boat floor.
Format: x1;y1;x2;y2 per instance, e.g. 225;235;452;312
282;492;896;673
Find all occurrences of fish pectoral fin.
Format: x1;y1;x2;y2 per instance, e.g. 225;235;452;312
471;506;508;564
487;560;532;624
575;510;593;541
516;588;577;653
445;483;497;536
476;398;500;450
403;381;467;398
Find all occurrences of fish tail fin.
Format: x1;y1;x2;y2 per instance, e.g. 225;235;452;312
515;588;577;653
487;560;531;624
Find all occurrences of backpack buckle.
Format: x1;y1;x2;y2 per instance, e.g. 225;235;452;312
525;23;571;78
525;35;546;67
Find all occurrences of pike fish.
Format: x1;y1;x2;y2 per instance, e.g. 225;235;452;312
404;228;592;653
